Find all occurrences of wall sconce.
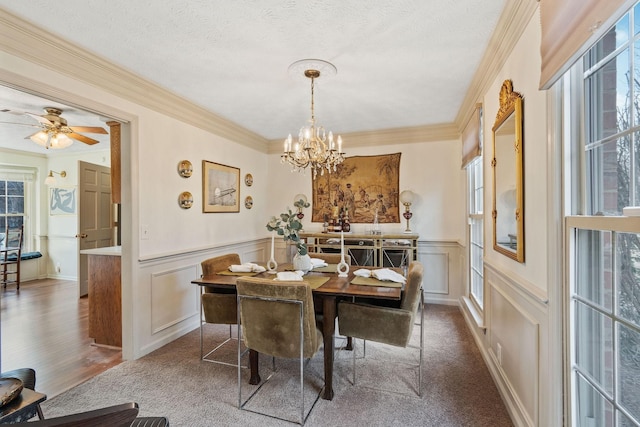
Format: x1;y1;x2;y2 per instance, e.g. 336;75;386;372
293;194;310;220
44;170;66;186
399;190;415;233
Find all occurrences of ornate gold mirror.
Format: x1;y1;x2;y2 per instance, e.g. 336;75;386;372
492;80;524;262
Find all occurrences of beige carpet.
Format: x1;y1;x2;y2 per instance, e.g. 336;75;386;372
41;304;513;426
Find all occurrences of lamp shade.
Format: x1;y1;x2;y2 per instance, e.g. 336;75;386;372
30;131;73;149
399;190;414;205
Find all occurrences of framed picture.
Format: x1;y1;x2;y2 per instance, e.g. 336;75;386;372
50;187;77;215
202;160;240;213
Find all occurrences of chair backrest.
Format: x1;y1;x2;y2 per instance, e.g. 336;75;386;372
3;224;23;251
201;253;241;276
310;253;351;265
400;261;424;315
18;402;139;427
236;277;320;359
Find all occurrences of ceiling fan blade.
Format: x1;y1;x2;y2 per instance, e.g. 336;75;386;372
0;121;41;128
1;108;52;125
68;132;99;145
69;126;108;134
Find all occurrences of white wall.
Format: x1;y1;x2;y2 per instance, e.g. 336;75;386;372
460;7;561;427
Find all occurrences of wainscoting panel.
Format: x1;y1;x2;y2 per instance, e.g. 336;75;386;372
150;264;199;334
421;252;448;294
418;241;463;305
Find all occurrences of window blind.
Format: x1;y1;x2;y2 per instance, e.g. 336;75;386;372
461;104;482;169
539;0;629;89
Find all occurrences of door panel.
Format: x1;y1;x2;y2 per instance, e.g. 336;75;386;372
78;161;113;297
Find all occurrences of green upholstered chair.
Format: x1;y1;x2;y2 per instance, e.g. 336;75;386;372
236;277;323;425
337;261;425;396
200;253;244;367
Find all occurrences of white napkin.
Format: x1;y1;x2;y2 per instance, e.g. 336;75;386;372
309;258;329;269
353;268;406;284
353;268;372;278
229;263;266;273
275;271;304;281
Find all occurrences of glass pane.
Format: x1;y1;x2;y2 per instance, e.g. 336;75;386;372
0;196;5;214
585;14;629;69
575;372;615;427
6;197;24;214
618;323;640;423
586;136;632;215
7;217;23;229
617;232;640;329
636;3;640;35
576;229;614;311
6;181;23;196
618;410;638;427
635;132;640;207
585;50;630;144
0;181;5;195
574;301;614;395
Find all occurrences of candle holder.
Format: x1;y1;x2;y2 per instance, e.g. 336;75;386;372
266;231;278;274
400;190;415;233
336;230;350;277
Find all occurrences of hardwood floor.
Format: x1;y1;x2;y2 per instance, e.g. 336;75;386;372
0;279;122;398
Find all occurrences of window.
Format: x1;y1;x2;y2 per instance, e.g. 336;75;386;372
0;179;25;232
564;4;640;426
468;157;484;309
0;167;35;252
467;113;484;311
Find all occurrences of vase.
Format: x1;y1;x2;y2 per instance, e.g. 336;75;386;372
292;253;312;273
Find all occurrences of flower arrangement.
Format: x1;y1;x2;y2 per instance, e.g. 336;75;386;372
266;207;307;255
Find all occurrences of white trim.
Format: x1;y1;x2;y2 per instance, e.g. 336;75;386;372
484;261;549;305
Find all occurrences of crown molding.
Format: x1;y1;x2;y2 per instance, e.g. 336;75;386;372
266;123;459;154
455;0;538;131
0;8;269;153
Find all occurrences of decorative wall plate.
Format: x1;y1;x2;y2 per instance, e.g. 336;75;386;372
179;191;194;209
177;160;193;178
244;173;253;187
244;196;253;209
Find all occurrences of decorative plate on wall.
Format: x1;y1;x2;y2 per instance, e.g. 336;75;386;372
244;196;253;209
244;173;253;187
179;191;194;209
178;160;193;178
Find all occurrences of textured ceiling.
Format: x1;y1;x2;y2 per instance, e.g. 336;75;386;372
0;1;506;154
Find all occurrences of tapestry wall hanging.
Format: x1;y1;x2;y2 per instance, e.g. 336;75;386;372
311;153;401;224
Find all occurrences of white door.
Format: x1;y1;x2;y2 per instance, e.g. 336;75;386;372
77;161;113;297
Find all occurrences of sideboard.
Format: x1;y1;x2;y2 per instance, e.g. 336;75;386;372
300;232;419;268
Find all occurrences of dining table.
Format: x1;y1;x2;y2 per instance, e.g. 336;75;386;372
191;263;403;400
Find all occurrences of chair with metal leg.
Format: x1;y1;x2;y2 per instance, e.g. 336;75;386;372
200;253;244;367
337;260;424;396
236;277;323;425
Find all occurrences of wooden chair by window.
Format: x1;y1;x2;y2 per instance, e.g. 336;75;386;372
1;224;23;290
200;253;245;367
337;260;425;396
236;277;323;425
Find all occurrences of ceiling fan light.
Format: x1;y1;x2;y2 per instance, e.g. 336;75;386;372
29;131;50;147
50;133;73;149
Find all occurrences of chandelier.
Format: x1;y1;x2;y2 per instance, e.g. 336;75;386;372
281;59;345;177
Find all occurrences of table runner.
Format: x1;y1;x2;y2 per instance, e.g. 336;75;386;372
350;276;403;288
216;270;260;277
311;264;338;273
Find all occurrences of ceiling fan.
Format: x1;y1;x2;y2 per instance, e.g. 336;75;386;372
0;106;108;149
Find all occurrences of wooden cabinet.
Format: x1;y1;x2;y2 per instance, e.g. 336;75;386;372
300;232;419;268
82;247;122;348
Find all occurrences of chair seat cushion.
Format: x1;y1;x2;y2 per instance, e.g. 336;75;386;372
202;292;237;324
338;301;414;347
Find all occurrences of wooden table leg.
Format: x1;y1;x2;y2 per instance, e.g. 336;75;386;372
249;349;260;385
322;295;336;400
